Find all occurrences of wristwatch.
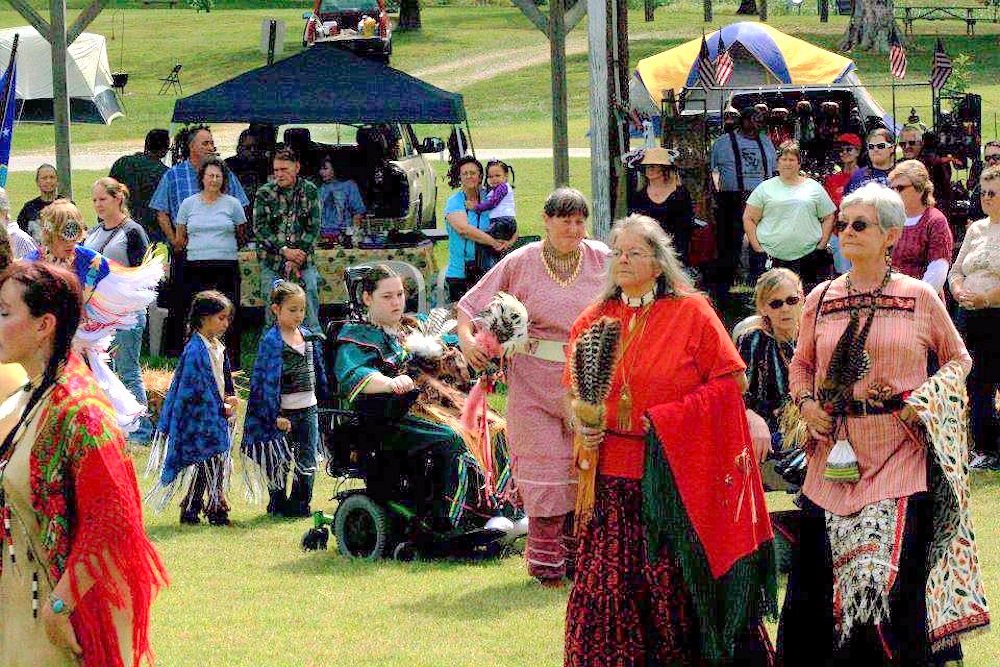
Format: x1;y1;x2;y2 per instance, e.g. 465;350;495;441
48;594;70;615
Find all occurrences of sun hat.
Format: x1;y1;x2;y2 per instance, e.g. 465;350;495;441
639;147;676;167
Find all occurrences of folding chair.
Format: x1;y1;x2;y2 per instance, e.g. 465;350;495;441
158;64;183;95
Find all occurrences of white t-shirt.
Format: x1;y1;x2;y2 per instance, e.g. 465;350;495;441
176;193;246;261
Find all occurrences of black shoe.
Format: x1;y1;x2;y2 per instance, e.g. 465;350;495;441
267;490;287;516
180;512;201;525
207;512;232;526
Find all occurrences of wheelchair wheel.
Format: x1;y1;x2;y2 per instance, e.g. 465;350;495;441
334;494;392;560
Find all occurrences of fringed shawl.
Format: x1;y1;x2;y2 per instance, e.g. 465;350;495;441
241;326;327;499
21;353;167;666
144;334;234;510
905;360;991;650
643;374;777;661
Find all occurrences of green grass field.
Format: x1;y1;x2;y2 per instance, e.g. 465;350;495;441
3;2;1000;662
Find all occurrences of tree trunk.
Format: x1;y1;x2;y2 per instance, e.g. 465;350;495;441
398;0;421;31
840;0;895;53
644;0;654;22
736;0;757;14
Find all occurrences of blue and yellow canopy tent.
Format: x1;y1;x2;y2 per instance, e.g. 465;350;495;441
629;22;894;131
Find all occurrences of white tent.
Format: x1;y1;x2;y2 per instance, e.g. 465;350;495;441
0;26;123;124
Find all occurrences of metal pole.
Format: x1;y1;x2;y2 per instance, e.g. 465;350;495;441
550;0;569;186
588;0;610;240
267;19;277;66
50;0;72;198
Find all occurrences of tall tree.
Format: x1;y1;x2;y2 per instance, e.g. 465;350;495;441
736;0;758;14
841;0;895;53
398;0;421;31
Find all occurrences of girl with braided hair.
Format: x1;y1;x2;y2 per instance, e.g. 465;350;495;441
0;261;167;666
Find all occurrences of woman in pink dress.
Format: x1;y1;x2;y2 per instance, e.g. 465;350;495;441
457;187;609;585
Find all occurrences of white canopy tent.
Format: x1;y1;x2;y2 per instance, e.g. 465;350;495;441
0;26;123;124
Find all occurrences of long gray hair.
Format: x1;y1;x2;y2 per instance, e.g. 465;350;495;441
598;214;694;302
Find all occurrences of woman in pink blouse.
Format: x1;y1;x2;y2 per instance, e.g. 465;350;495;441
456;188;609;586
779;183;979;664
887;160;953;293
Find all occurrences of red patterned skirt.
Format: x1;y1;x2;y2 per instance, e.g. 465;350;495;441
565;476;774;667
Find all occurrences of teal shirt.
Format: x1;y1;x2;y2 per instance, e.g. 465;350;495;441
747;176;836;261
334;322;407;401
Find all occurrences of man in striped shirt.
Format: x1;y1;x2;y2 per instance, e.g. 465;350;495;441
0;187;38;259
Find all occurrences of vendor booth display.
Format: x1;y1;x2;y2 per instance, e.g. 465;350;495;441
238;241;437;307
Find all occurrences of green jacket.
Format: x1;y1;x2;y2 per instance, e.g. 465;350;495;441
253;178;321;271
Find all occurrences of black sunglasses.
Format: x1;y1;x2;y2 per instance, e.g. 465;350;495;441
984;154;1000;163
900;140;921;148
867;142;893;151
767;295;802;310
835;219;873;233
891;184;913;192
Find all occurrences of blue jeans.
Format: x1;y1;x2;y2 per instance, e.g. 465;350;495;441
112;312;154;442
260;262;322;336
277;405;319;513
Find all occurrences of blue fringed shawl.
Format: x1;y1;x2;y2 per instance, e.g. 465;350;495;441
144;333;234;510
241;325;328;499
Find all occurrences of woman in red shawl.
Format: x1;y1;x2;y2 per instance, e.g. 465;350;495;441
0;261;167;666
564;214;776;665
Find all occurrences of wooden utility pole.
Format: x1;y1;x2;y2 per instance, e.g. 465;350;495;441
6;0;105;198
512;0;587;187
588;0;610;238
608;0;629;221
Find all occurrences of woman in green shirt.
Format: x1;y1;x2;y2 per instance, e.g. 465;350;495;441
743;141;837;289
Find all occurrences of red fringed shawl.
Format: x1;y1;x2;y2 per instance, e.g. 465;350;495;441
29;353;168;667
646;375;773;578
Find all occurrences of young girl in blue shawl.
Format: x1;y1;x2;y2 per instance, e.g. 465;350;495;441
145;290;239;525
242;280;328;517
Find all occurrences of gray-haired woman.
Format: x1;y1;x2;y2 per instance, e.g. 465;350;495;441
564;214;775;664
781;183;983;663
456;187;609;586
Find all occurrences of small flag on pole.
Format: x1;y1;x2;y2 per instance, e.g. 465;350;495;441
0;34;17;188
695;32;717;91
716;34;734;87
930;37;953;93
889;30;907;80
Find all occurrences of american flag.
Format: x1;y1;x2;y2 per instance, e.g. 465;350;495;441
889;30;906;80
695;33;717;91
716;34;734;87
930;37;953;92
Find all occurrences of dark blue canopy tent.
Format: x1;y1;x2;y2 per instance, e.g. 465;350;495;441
171;43;466;125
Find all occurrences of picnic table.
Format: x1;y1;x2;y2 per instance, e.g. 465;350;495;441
896;2;1000;36
238;241;437;308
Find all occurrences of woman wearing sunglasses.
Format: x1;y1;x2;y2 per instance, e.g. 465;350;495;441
743;140;836;288
888;160;953;296
780;183;985;664
733;268;804;482
950;164;1000;471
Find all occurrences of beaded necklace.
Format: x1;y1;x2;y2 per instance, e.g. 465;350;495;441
541;239;582;288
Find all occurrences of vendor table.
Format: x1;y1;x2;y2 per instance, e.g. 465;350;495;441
239;241;438;307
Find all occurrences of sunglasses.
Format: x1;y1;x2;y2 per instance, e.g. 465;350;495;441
984;154;1000;163
835;219;873;233
982;189;999;199
867;142;893;151
900;140;922;148
767;295;802;310
891;184;913;192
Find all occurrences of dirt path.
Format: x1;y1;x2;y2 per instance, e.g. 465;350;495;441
11;30;669;171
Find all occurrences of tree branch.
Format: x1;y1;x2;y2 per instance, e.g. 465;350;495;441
67;0;106;45
511;0;550;36
8;0;51;41
565;0;587;31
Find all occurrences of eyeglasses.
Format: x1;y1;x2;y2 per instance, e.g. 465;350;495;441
891;184;913;192
981;189;999;199
834;219;873;233
767;295;802;310
867;142;893;151
900;140;922;148
984;154;1000;163
611;249;654;261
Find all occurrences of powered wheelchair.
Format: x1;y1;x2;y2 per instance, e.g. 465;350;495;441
301;267;524;561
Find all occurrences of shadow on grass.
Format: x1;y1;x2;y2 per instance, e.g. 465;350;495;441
395;578;564;619
270;546;522;578
146;512;283;541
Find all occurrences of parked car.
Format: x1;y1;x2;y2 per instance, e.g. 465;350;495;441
303;0;392;63
279;122;444;229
